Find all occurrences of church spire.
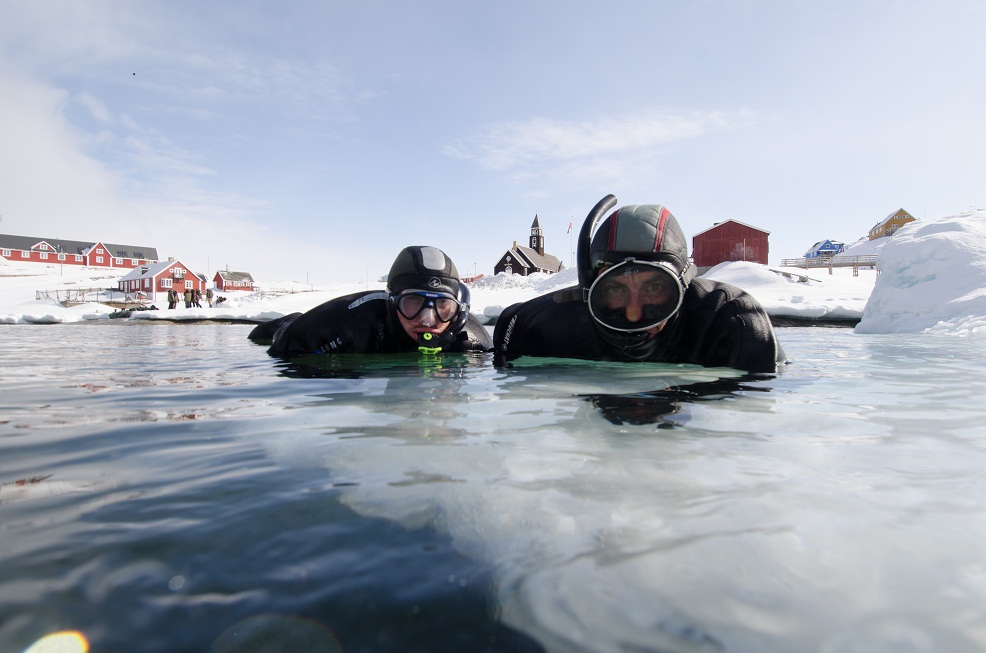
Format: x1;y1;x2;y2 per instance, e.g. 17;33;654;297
529;214;544;255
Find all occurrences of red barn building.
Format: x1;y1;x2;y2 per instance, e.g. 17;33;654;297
117;259;204;302
691;220;769;272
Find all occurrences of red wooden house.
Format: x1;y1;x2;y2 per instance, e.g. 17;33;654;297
214;270;256;292
0;234;158;269
117;259;204;302
691;220;770;271
82;241;156;269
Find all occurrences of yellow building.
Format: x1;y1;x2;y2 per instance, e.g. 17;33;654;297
868;208;916;240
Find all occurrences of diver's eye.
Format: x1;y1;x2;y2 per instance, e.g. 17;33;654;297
643;281;670;297
601;283;628;299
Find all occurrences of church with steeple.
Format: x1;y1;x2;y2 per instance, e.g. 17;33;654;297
493;215;564;277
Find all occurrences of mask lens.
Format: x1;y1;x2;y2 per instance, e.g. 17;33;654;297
396;291;460;323
587;262;682;331
397;293;426;318
432;297;459;322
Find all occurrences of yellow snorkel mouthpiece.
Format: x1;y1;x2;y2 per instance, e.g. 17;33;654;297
417;332;442;355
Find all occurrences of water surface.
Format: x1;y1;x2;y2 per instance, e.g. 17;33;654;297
2;323;985;652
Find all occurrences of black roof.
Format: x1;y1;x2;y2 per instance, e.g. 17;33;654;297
216;270;254;282
508;245;563;272
0;233;159;260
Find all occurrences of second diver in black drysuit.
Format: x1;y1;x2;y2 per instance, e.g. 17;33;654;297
249;245;493;358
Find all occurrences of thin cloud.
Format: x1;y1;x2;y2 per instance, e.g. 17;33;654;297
162;49;360;120
4;4;369;125
74;92;113;124
445;109;757;175
120;134;215;179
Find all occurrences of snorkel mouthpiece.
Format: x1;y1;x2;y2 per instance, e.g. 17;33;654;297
417;332;442;355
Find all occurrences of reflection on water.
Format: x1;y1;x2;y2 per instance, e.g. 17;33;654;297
583;375;775;427
2;324;986;652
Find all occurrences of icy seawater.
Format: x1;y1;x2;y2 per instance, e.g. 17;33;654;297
2;323;986;653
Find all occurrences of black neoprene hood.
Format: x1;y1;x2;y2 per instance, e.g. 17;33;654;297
386;245;461;297
588;205;697;287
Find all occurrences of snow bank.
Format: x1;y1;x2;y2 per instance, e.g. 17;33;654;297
701;261;876;321
468;268;578;321
856;211;986;335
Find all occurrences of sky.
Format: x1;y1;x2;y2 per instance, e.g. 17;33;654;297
2;0;985;284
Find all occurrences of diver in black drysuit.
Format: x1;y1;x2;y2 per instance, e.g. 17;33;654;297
249;246;493;358
493;196;784;374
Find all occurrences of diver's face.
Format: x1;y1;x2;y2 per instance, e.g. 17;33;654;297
393;291;458;341
594;269;674;334
397;309;452;340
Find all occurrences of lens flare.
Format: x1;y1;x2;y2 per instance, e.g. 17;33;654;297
23;631;89;653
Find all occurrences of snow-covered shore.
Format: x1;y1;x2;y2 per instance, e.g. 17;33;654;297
0;260;876;327
3;210;985;336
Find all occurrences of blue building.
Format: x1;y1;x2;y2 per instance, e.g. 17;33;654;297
804;239;845;259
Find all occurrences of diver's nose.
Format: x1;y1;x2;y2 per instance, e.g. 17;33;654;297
624;293;644;323
417;306;437;327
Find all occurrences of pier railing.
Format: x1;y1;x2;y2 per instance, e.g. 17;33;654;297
779;255;878;276
35;287;127;305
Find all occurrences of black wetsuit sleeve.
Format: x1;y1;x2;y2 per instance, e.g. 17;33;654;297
248;312;302;345
704;300;781;372
493;287;604;366
453;314;494;352
265;292;392;358
673;280;784;373
492;301;525;365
